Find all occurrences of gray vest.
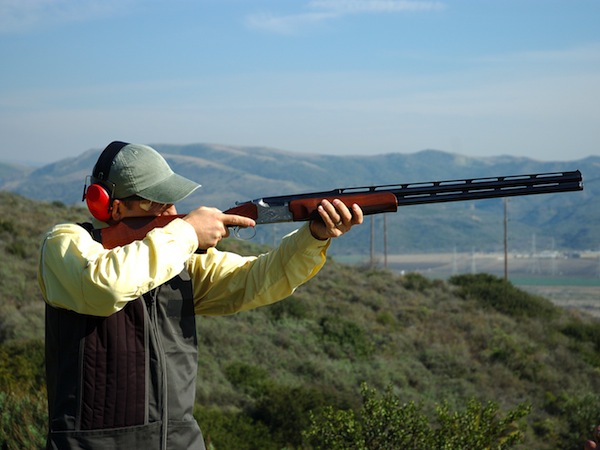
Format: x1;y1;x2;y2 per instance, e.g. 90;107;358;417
45;265;205;449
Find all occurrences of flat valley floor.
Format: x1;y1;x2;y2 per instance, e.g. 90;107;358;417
341;252;600;317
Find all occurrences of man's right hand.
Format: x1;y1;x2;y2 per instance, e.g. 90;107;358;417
183;207;256;249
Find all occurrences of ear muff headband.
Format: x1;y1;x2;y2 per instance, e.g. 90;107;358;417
84;141;129;221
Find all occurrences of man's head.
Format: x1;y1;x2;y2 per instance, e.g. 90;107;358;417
84;141;200;222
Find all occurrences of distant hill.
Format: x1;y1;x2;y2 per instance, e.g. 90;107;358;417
1;143;597;253
0;161;33;185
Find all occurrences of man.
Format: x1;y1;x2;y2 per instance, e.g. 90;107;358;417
38;141;363;449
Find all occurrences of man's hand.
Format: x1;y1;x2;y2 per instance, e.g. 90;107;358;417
309;199;364;240
184;206;256;249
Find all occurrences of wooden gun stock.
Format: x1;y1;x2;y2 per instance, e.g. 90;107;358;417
100;215;185;250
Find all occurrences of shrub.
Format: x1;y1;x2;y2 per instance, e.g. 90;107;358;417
319;316;374;359
195;406;275;450
0;391;47;450
401;272;434;292
5;240;28;258
267;296;310;321
0;219;16;234
304;383;530;450
543;391;600;450
434;398;530;450
224;362;269;398
449;273;557;319
250;384;343;449
0;340;46;391
562;320;600;352
0;339;47;449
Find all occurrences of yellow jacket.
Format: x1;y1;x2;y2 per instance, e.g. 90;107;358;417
38;218;329;317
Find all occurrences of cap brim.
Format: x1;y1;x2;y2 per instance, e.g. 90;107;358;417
136;172;201;204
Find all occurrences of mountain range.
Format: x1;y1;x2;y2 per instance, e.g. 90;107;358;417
1;143;597;254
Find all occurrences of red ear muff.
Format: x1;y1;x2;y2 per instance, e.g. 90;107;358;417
85;183;113;222
83;141;129;221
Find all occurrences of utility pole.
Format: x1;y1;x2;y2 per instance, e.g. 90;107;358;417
383;215;388;269
370;216;375;267
504;199;508;281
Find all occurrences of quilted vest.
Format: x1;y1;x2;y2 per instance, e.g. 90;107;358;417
44;228;205;449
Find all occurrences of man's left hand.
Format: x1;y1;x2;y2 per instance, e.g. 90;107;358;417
309;199;364;240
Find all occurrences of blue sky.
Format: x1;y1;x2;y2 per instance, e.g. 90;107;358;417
1;0;599;164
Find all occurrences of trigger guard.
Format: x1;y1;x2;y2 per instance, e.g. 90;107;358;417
234;226;257;240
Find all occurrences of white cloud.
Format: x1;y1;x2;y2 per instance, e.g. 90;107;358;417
245;0;445;34
309;0;445;14
0;0;131;33
245;11;337;35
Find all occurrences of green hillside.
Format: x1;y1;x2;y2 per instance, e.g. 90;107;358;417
2;191;600;449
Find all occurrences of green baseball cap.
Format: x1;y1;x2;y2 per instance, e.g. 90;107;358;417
106;143;200;203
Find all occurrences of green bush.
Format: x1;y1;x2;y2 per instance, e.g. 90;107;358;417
195;406;275;450
224;362;270;398
434;398;530;450
304;383;530;450
401;272;435;292
449;273;558;319
562;320;600;351
319;316;374;359
0;340;47;449
250;383;348;449
0;219;16;234
0;391;47;450
542;391;600;450
6;239;29;258
0;340;46;391
267;296;310;321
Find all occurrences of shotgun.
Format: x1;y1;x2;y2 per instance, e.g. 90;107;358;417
99;170;583;249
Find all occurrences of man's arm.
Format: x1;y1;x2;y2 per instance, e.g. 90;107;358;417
189;200;363;316
38;219;198;316
189;223;330;316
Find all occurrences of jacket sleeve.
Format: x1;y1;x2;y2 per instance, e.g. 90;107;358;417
38;219;198;316
189;223;330;316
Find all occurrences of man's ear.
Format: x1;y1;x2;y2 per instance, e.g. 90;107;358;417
110;199;124;222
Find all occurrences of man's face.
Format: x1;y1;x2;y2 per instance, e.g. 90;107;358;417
111;198;177;222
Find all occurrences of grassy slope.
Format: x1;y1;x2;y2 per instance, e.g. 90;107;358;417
2;191;600;448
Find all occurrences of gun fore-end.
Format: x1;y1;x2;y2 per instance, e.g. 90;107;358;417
288;192;399;221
